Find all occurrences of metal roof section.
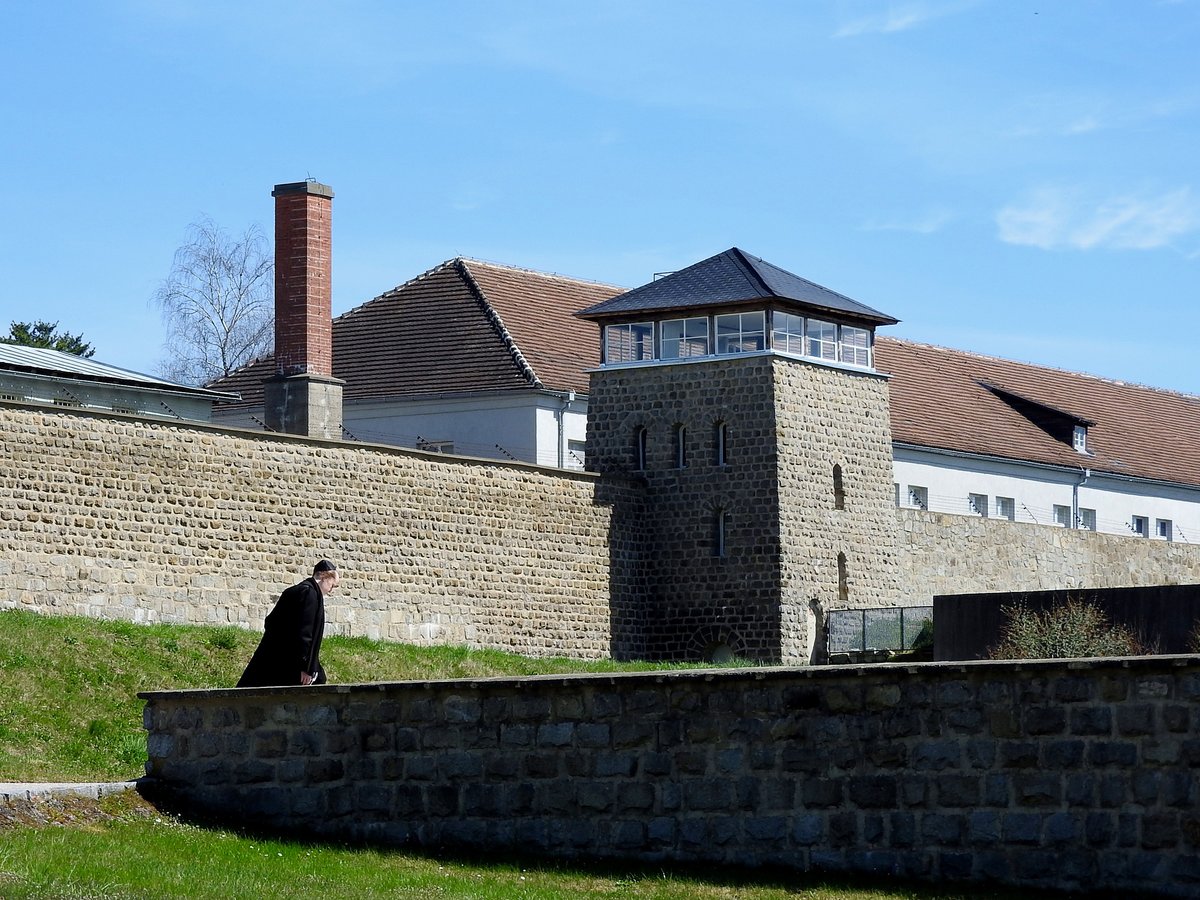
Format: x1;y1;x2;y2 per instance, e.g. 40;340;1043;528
576;247;899;326
0;344;239;401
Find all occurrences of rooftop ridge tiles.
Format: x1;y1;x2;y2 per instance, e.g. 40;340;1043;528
880;336;1200;403
458;257;625;292
734;248;895;321
456;259;543;390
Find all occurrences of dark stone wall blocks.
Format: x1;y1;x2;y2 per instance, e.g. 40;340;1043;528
143;655;1200;898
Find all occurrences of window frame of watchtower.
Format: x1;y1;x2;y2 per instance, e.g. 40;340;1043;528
598;306;878;369
660;317;710;359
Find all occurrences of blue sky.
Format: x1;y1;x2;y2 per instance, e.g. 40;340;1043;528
4;1;1200;394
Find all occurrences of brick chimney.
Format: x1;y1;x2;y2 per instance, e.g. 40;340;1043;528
263;180;344;440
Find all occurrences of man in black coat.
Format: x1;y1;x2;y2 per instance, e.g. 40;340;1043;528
237;560;340;687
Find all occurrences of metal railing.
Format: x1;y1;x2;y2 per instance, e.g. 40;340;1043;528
827;606;933;654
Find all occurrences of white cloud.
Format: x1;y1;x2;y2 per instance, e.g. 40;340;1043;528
834;1;976;37
996;186;1200;251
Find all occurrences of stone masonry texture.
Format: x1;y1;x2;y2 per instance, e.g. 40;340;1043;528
587;355;903;664
0;403;621;659
5;396;1200;662
141;655;1200;898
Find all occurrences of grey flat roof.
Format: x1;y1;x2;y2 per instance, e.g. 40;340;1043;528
0;344;239;400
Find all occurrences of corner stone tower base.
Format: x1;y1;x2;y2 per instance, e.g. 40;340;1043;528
588;353;902;665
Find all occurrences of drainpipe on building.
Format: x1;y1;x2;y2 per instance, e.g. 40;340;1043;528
1072;467;1091;528
556;390;576;468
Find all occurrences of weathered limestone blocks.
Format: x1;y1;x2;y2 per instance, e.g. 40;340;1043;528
897;509;1200;604
0;404;615;658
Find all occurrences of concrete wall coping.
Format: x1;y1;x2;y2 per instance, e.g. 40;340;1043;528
139;653;1200;702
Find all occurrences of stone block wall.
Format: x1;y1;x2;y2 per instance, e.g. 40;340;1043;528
587;357;784;661
0;403;623;659
774;359;901;663
897;509;1200;606
141;656;1200;898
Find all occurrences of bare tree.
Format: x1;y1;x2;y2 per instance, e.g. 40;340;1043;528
153;217;273;385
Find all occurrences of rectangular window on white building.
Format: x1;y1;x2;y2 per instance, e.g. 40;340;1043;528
603;322;654;363
1053;504;1071;527
1157;519;1173;541
839;325;871;367
908;486;928;510
995;496;1015;521
567;440;586;469
1132;515;1148;537
968;493;988;516
715;312;765;354
1079;508;1097;531
660;317;710;359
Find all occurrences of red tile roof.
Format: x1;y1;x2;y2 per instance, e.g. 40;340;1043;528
208;258;621;409
876;336;1200;489
209;254;1200;492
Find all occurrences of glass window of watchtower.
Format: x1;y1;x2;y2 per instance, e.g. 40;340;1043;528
772;311;805;355
661;317;709;358
605;322;654;363
841;325;871;366
807;318;838;360
715;312;765;354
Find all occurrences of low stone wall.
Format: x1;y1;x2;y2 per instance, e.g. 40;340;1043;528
896;509;1200;605
141;657;1200;897
0;403;625;659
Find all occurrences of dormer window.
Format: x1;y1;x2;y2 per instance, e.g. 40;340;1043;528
1073;425;1088;453
660;317;709;359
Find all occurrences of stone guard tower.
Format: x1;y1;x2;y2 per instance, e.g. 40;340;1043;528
578;248;902;664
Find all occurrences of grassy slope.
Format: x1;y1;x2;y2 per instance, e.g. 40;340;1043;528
0;610;1063;899
0;609;669;782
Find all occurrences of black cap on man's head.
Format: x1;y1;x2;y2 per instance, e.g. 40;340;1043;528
313;559;338;575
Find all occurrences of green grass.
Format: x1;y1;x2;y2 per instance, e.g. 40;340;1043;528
0;610;1060;899
0;794;1051;900
0;608;679;783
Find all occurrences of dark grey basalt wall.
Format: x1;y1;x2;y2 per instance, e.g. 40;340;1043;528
141;656;1200;898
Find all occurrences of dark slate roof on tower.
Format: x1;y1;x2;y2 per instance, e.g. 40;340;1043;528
576;247;899;326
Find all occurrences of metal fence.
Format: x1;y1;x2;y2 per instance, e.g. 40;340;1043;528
827;606;933;653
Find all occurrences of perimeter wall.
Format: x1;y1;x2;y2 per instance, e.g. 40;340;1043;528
0;403;639;659
140;656;1200;898
896;509;1200;605
4;404;1200;661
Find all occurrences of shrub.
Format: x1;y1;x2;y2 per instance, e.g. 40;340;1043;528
990;597;1145;660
